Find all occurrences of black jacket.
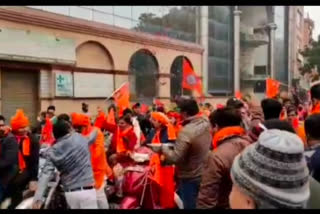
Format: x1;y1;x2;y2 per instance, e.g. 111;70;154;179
0;133;19;186
16;133;40;181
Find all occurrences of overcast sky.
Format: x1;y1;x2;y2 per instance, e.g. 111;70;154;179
304;6;320;40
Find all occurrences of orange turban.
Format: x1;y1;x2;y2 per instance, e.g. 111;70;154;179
10;109;30;131
151;112;170;126
71;113;90;127
151;112;176;141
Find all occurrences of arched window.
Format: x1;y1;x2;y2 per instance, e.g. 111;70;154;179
170;56;193;98
129;49;158;103
76;41;114;70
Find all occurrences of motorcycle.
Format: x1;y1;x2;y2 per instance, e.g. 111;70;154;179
16;146;69;209
16;144;183;209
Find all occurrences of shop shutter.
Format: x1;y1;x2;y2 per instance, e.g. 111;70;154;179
1;69;39;126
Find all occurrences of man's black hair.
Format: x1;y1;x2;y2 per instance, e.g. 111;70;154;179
119;114;132;126
226;97;244;109
58;114;71;123
282;98;291;104
286;105;297;115
176;96;199;117
264;119;295;134
261;98;283;120
305;114;320;140
204;103;212;108
82;103;89;113
53;118;70;139
132;103;140;109
310;84;320;100
123;108;133;116
156;106;165;113
0;115;5;122
47;105;56;112
209;107;242;129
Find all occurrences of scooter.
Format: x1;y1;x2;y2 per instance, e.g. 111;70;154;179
107;146;183;209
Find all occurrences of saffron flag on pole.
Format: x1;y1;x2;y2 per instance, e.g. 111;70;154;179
266;78;280;98
235;91;242;99
112;82;130;116
182;58;204;98
40;118;55;146
106;108;116;125
94;110;106;129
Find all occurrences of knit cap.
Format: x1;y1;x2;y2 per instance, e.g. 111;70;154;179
231;129;310;209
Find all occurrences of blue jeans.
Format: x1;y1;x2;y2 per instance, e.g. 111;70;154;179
177;178;201;209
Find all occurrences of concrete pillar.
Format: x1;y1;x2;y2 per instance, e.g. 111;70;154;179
199;6;209;94
287;6;293;88
267;23;277;79
233;6;242;93
195;7;201;44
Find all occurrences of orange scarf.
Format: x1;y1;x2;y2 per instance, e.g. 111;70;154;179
212;126;246;149
17;136;30;171
151;112;176;142
311;102;320;115
149;153;175;209
116;126;132;153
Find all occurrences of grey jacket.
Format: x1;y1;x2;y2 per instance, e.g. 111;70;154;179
34;131;97;202
162;115;212;180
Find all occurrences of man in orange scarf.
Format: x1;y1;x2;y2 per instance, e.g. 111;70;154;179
7;109;39;209
197;107;251;209
167;111;182;136
289;82;320;147
102;115;137;166
0;115;18;204
147;112;176;209
310;82;320;115
71;113;111;209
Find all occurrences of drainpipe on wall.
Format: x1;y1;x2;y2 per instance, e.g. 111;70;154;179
233;6;242;94
200;6;209;95
267;23;277;79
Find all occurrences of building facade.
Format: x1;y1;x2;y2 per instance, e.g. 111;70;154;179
0;6;301;123
0;6;203;123
288;6;304;87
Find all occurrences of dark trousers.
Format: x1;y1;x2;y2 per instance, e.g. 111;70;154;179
6;171;30;209
177;178;201;209
0;183;6;204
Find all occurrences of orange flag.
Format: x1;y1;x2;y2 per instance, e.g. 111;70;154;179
182;58;203;97
266;78;280;98
140;104;149;114
235;91;242;99
40;118;55;146
106;108;116;125
112;82;130;116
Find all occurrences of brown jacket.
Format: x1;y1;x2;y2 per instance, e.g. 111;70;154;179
197;135;251;209
162;115;212;180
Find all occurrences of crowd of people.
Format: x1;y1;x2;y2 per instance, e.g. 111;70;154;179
1;82;320;209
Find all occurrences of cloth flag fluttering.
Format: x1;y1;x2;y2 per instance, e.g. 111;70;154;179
182;58;204;98
40;118;55;146
235;91;242;99
106;108;116;125
111;82;130;116
266;78;280;98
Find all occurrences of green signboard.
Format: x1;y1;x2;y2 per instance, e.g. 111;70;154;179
55;71;73;97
